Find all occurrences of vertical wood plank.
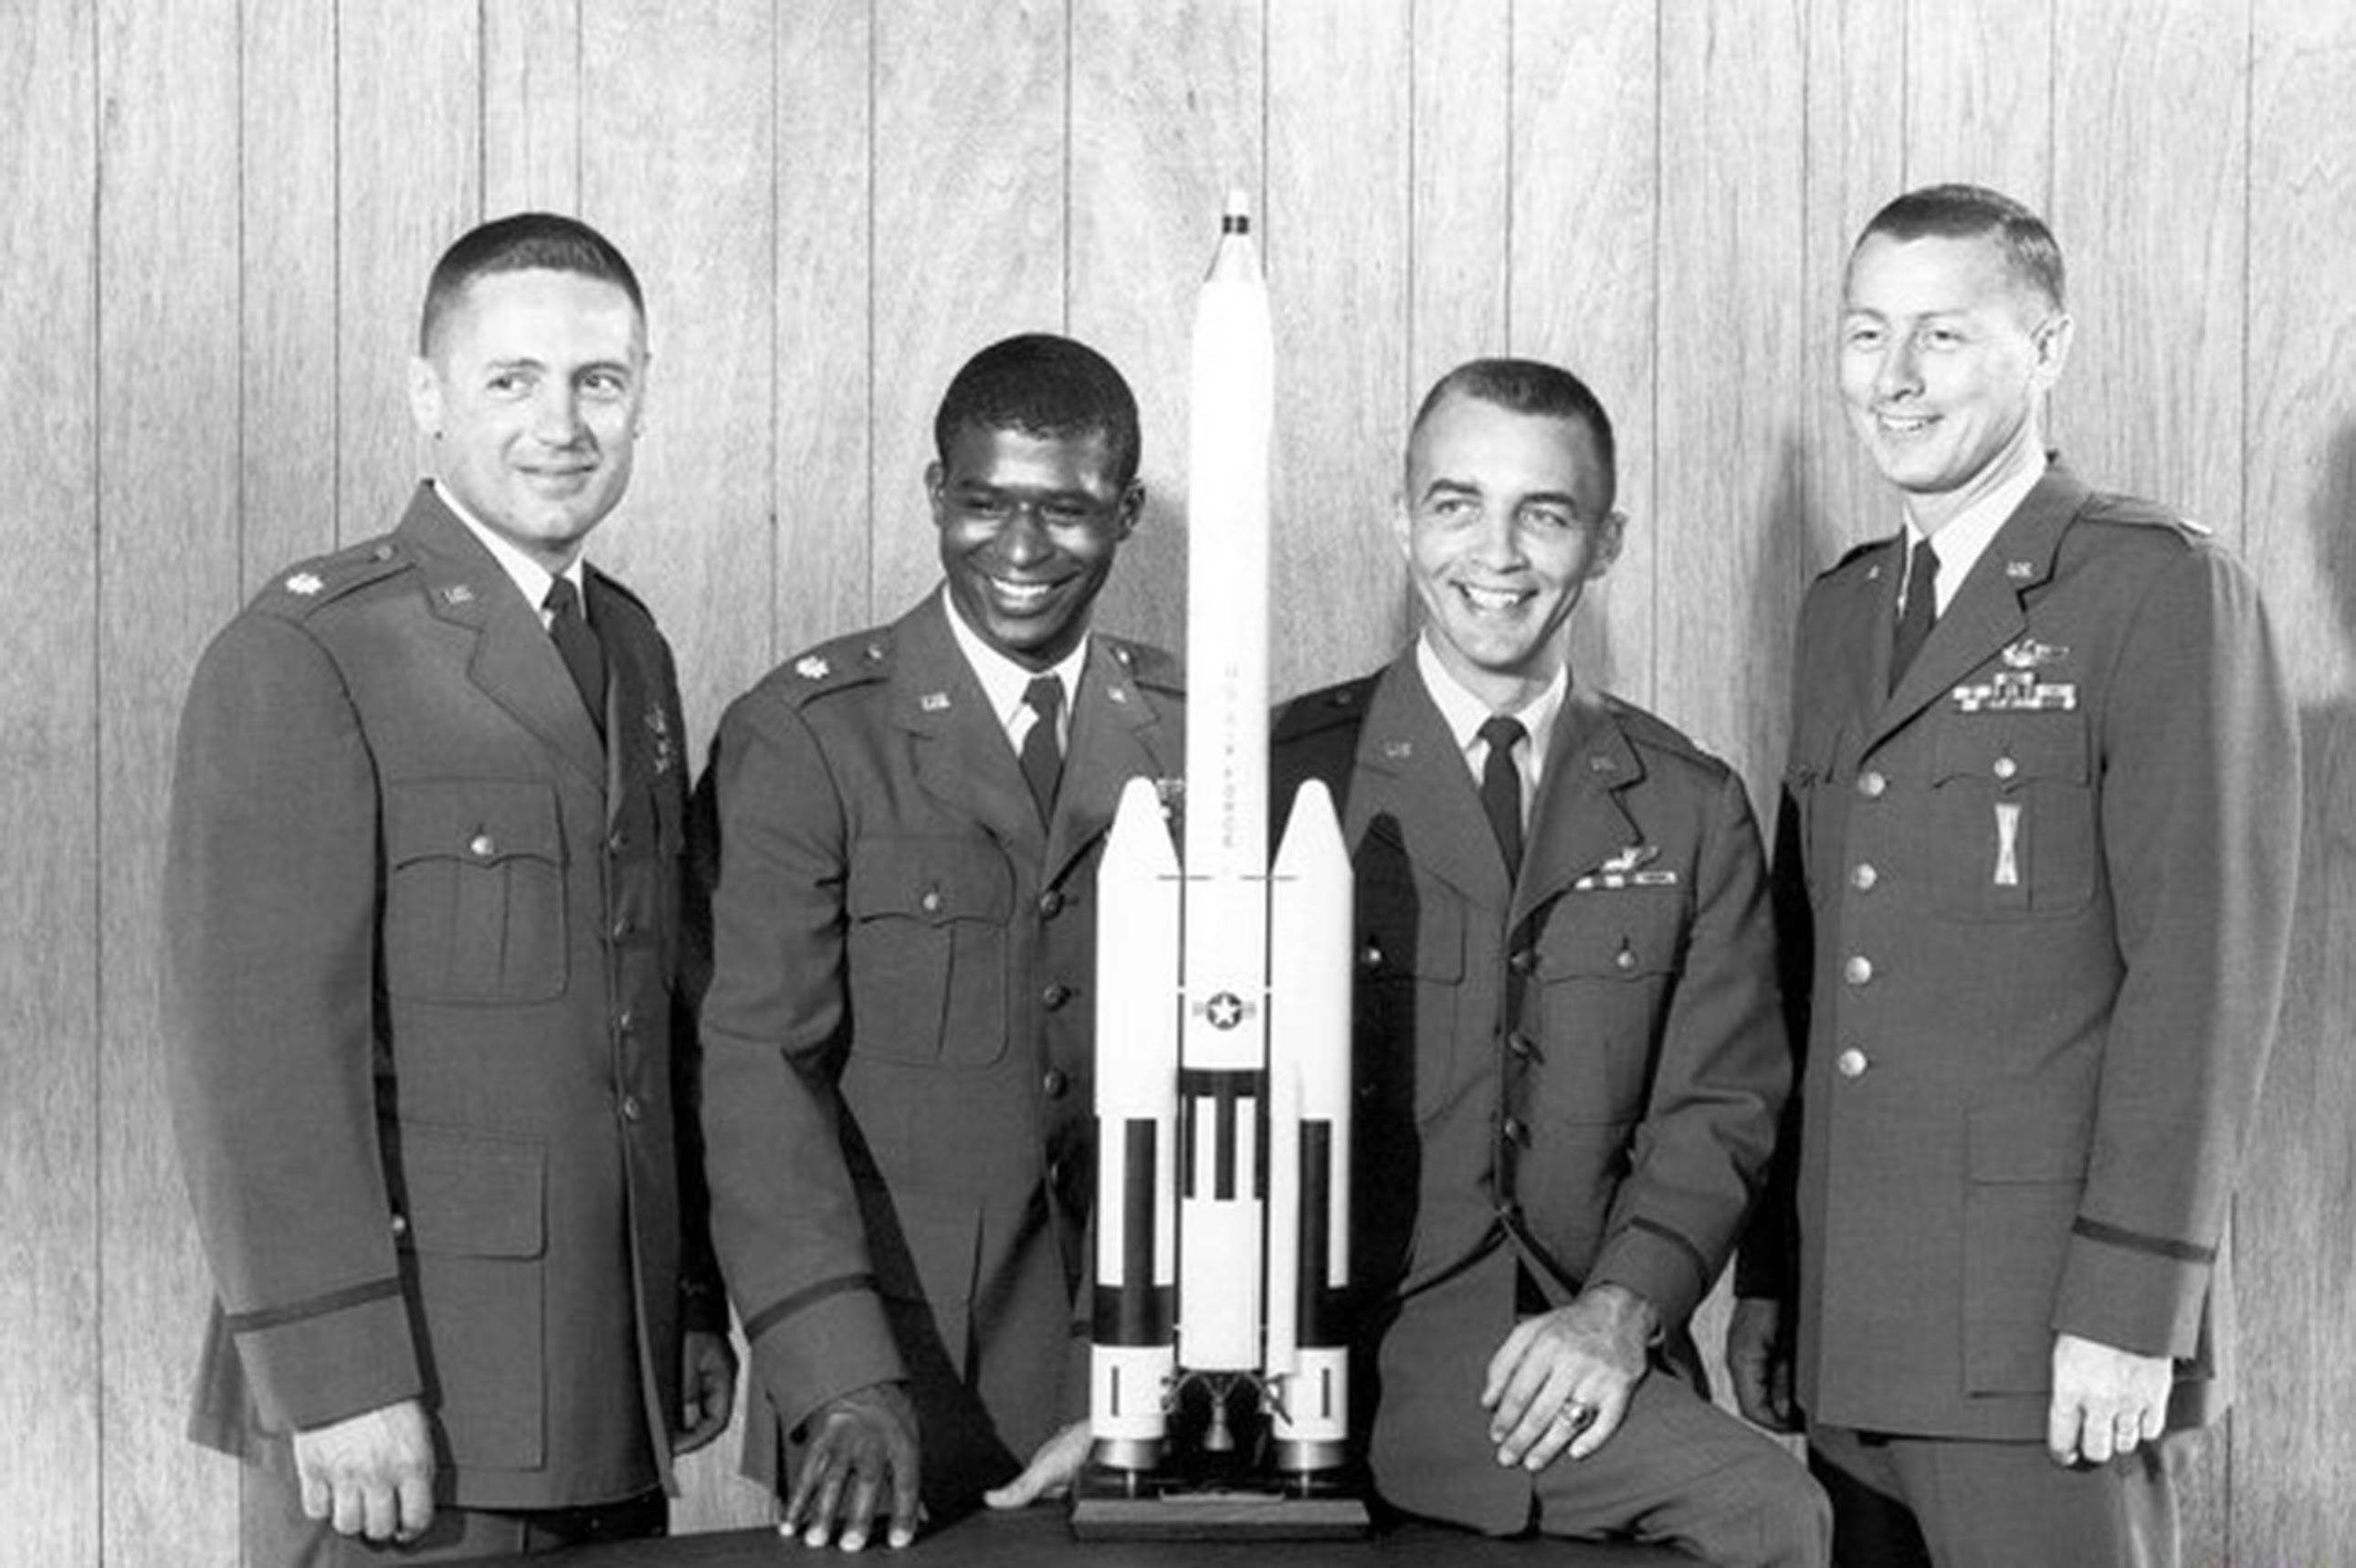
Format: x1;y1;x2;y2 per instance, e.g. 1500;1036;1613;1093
1802;0;1908;568
2049;0;2246;543
336;0;479;542
1655;0;1807;795
94;0;247;1563
2238;4;2356;1563
868;0;1067;615
582;0;776;781
1068;0;1262;664
242;0;341;584
1904;0;2052;202
1509;0;1657;703
1408;0;1510;397
1267;0;1414;698
0;1;100;1564
773;0;873;660
483;0;582;216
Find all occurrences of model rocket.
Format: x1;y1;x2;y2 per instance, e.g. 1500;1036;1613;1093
1087;194;1356;1492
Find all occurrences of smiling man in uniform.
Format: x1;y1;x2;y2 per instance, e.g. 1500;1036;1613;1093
1271;359;1827;1565
1730;184;2298;1568
165;212;734;1563
698;333;1183;1552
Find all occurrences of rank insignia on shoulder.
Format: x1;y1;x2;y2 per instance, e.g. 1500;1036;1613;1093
440;584;475;605
2006;560;2037;580
646;706;676;775
920;691;950;712
794;655;829;680
286;572;323;595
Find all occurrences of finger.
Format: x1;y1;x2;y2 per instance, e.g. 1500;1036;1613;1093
1497;1362;1582;1465
781;1447;826;1533
1518;1395;1593;1472
1727;1351;1772;1426
1566;1383;1631;1463
361;1474;400;1542
395;1464;436;1543
298;1463;331;1523
983;1460;1042;1511
330;1478;367;1538
1487;1332;1566;1445
886;1441;922;1549
1768;1352;1796;1428
838;1469;880;1554
2046;1393;2084;1467
1480;1317;1542;1411
2140;1402;2166;1444
2080;1411;2117;1466
805;1461;851;1550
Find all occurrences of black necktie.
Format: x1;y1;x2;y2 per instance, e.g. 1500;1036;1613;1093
1478;715;1526;877
544;577;606;736
1018;675;1064;823
1890;540;1941;693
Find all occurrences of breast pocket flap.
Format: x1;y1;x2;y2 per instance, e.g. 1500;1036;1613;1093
847;838;1014;925
385;778;563;869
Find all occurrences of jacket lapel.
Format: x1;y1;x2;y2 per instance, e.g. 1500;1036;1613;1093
401;489;606;785
1510;687;1646;933
894;597;1044;858
1868;462;2087;751
1046;639;1179;882
1347;656;1512;913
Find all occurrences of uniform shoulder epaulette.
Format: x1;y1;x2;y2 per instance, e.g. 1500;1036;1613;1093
1819;532;1896;580
1102;637;1182;695
2080;491;2212;542
1602;694;1716;768
772;626;896;705
1273;674;1380;746
250;534;412;619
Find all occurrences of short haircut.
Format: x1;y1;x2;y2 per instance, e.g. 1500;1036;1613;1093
1854;183;2067;313
418;212;645;356
933;333;1142;487
1408;358;1618;498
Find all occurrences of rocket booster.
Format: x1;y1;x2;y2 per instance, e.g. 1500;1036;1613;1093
1089;193;1354;1477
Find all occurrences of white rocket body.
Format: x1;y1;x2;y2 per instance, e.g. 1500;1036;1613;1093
1089;196;1353;1475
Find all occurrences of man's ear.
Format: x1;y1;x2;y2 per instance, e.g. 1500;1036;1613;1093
1588;510;1629;581
2030;311;2075;392
1115;479;1145;541
1391;489;1414;559
924;459;947;525
407;356;444;439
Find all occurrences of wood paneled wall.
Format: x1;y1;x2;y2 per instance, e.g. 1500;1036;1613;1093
5;3;2350;1563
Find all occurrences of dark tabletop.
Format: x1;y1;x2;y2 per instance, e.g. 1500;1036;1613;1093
481;1505;1684;1566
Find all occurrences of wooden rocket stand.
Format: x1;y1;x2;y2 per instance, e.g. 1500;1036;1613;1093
1069;195;1371;1543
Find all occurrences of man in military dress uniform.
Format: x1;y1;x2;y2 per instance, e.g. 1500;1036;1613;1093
698;334;1183;1552
1270;359;1828;1565
1729;184;2298;1567
164;213;734;1563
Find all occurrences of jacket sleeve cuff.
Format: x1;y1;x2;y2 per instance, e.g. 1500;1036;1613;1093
1590;1219;1711;1334
2052;1222;2213;1359
746;1286;906;1439
235;1287;422;1433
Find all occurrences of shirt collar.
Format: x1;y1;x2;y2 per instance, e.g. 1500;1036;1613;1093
941;585;1090;737
1904;449;2046;616
433;480;586;622
1414;635;1570;788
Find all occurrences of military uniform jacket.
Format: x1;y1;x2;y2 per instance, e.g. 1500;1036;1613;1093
698;593;1183;1510
1273;654;1788;1529
1747;460;2298;1441
163;487;720;1510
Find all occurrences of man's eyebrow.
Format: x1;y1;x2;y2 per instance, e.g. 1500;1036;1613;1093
1419;477;1480;500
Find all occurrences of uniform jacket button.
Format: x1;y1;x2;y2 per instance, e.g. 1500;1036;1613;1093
1042;983;1073;1010
1042;1068;1069;1099
1502;1116;1531;1147
1850;862;1878;891
1835;1047;1869;1079
1993;755;2019;782
1857;770;1888;799
619;1093;644;1122
1509;949;1537;976
1844;954;1874;986
920;889;943;914
1038;889;1065;918
468;832;496;858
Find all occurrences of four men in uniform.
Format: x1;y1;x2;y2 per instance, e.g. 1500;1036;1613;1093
167;186;2292;1568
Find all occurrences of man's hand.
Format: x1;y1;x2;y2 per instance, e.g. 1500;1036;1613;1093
783;1380;921;1552
291;1398;436;1543
675;1329;739;1457
983;1419;1091;1510
1480;1282;1657;1470
2048;1331;2171;1466
1727;1296;1800;1433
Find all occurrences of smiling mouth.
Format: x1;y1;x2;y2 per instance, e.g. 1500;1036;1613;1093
1454;583;1531;616
1874;411;1938;436
986;574;1066;610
